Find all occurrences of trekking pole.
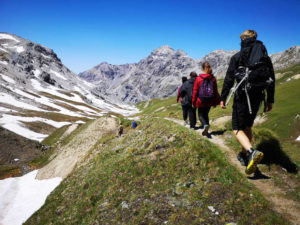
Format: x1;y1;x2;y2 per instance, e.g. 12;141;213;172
244;68;252;114
225;68;249;106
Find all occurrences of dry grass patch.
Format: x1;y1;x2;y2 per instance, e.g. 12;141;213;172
39;91;102;113
23;90;41;98
14;110;91;123
57;90;75;97
54;101;86;114
21;121;57;135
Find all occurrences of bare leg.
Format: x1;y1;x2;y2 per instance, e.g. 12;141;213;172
241;127;252;152
244;127;252;142
233;129;253;153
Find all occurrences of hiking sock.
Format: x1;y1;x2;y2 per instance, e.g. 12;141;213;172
202;124;209;136
248;148;254;154
237;152;248;166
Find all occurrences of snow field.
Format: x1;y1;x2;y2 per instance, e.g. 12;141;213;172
30;78;86;103
0;92;43;112
50;69;67;80
0;170;62;225
0;33;20;42
0;60;8;65
0;114;48;141
8;46;25;53
1;74;16;84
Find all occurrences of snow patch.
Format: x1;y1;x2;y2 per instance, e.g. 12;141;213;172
0;170;62;225
0;114;48;141
0;33;20;42
0;47;9;53
0;60;8;65
75;120;86;124
0;92;43;112
41;53;51;59
31;79;85;103
6;46;24;53
1;74;15;84
50;69;67;80
14;115;72;128
127;116;141;121
0;106;16;112
33;69;41;77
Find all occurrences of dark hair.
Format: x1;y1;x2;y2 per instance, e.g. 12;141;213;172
202;62;213;74
182;76;187;83
190;72;198;78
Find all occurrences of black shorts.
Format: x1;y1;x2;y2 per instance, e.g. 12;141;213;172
232;93;263;130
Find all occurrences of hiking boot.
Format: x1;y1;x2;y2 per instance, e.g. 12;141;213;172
245;150;264;175
202;124;209;136
237;151;248;166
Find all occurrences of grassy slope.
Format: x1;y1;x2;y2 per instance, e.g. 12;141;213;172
26;118;285;225
137;63;300;202
24;64;299;224
136;79;231;126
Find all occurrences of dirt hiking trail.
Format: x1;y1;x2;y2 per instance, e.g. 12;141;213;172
165;117;300;225
37;117;118;180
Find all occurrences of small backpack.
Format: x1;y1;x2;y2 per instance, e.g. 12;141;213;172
198;75;214;103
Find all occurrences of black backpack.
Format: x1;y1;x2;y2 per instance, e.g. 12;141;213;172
235;41;273;91
180;78;196;106
226;40;274;114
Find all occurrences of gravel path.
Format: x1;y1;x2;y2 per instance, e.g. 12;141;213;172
37;117;118;179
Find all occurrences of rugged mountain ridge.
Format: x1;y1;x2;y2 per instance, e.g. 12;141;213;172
0;33;137;141
0;32;118;108
79;45;300;103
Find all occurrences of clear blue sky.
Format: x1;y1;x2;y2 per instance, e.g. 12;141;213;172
1;0;300;73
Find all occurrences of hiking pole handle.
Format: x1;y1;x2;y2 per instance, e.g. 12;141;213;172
225;68;250;106
225;83;236;106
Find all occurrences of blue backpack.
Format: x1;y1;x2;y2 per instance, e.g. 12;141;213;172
198;75;214;103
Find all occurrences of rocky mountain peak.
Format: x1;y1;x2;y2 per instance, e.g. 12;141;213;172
150;45;176;57
270;45;300;70
80;44;300;103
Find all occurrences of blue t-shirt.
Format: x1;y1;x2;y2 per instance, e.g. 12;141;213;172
131;121;137;128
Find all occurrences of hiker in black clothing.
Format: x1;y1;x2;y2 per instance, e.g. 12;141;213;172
220;30;275;175
177;76;188;126
180;72;197;129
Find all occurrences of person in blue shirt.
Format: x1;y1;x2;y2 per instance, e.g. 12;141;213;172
131;121;137;129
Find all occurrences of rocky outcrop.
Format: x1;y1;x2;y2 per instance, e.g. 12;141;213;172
0;126;42;166
270;46;300;70
79;45;300;103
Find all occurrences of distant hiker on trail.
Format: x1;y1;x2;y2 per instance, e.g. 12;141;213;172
220;30;275;175
180;72;198;129
177;76;188;125
118;123;123;136
192;62;221;136
131;120;137;129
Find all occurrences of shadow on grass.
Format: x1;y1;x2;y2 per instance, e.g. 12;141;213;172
248;169;271;180
256;136;298;174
